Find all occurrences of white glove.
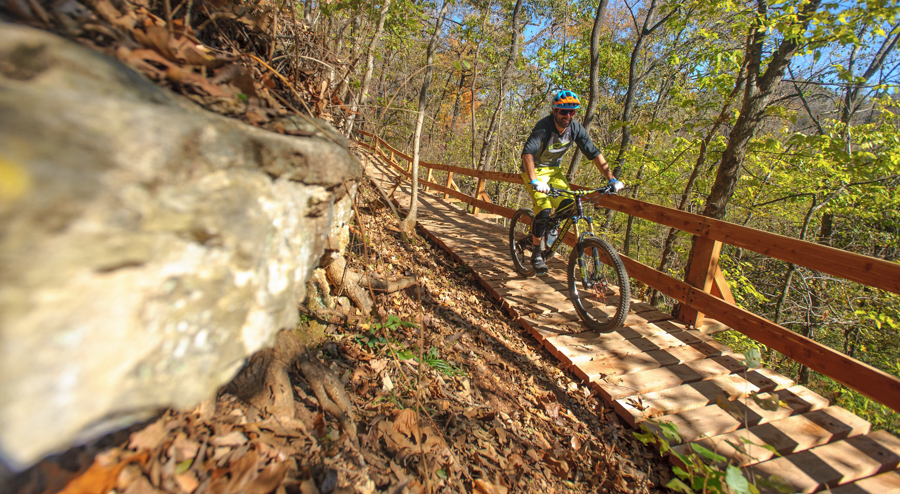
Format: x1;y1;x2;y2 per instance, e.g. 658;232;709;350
608;178;625;192
530;179;550;194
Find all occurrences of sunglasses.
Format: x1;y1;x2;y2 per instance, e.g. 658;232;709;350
556;109;577;116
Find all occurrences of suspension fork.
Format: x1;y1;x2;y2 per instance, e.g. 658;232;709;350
571;196;603;286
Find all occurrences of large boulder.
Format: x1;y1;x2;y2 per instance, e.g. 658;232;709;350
0;22;359;470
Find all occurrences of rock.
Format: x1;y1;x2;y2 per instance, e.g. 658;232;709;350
0;23;360;469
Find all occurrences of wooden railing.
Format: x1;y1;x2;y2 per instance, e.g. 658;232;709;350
356;130;900;413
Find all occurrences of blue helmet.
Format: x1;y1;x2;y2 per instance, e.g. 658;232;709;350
552;90;581;109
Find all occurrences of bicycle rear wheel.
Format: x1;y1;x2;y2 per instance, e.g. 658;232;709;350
567;236;630;331
509;208;536;277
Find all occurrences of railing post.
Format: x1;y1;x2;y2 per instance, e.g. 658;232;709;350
424;167;433;192
444;172;454;200
472;177;486;215
679;236;724;328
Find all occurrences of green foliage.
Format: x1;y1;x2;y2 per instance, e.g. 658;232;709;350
420;346;466;376
818;374;900;435
354;315;465;376
634;421;771;494
354;315;418;350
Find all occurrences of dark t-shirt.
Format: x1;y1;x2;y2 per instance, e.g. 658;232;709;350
521;115;601;169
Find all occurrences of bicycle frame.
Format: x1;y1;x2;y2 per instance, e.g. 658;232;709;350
543;186;613;255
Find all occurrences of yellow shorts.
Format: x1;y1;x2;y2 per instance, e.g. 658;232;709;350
521;167;569;215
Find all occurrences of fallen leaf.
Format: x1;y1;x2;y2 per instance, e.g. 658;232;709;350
59;451;147;494
570;436;583;451
210;431;248;447
174;470;199;492
393;409;422;444
542;451;570;479
473;478;507;494
381;374;394;392
369;358;388;374
129;420;168;450
246;460;290;494
544;402;561;419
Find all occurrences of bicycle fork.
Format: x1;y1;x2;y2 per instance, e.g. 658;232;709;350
571;203;606;295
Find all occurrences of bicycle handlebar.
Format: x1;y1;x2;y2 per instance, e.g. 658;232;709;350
546;185;616;198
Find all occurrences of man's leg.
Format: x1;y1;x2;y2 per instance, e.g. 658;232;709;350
531;208;551;274
521;168;560;275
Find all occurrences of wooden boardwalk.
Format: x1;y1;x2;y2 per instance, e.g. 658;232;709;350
363;153;900;493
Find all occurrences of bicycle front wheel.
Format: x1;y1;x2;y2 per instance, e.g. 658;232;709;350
567;236;630;332
509;208;536;277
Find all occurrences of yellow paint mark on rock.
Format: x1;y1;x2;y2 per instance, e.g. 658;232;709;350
0;157;31;201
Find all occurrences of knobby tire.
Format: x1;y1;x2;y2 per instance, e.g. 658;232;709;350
567;236;630;332
509;208;536;277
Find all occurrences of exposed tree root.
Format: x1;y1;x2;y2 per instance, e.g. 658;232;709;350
325;253;419;316
359;274;418;293
226;330;359;448
225;329;305;418
325;253;374;315
298;350;359;447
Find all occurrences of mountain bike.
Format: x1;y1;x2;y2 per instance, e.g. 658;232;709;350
508;185;630;332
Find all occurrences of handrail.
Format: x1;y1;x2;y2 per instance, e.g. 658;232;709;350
587;193;900;295
356;131;900;412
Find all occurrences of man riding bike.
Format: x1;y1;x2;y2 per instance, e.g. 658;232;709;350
521;89;624;275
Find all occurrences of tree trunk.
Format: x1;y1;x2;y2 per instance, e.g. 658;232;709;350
450;69;466;130
476;0;524;171
566;0;609;182
344;0;391;137
702;0;821;220
676;0;821;320
610;0;676;176
400;0;449;237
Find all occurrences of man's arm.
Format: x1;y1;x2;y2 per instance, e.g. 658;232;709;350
523;153;538;182
592;154;615;181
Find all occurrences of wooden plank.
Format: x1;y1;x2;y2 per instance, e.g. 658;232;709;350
643;386;831;445
671;405;871;467
829;470;900;494
615;249;900;413
574;342;738;382
749;430;900;493
744;367;794;392
596;359;791;403
711;264;735;304
690;287;900;414
802;405;872;437
679;237;723;327
594;355;750;401
614;374;762;426
644;406;743;445
442;171;454;200
549;334;687;366
473;177;486;216
618;322;685;338
627;310;674;325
